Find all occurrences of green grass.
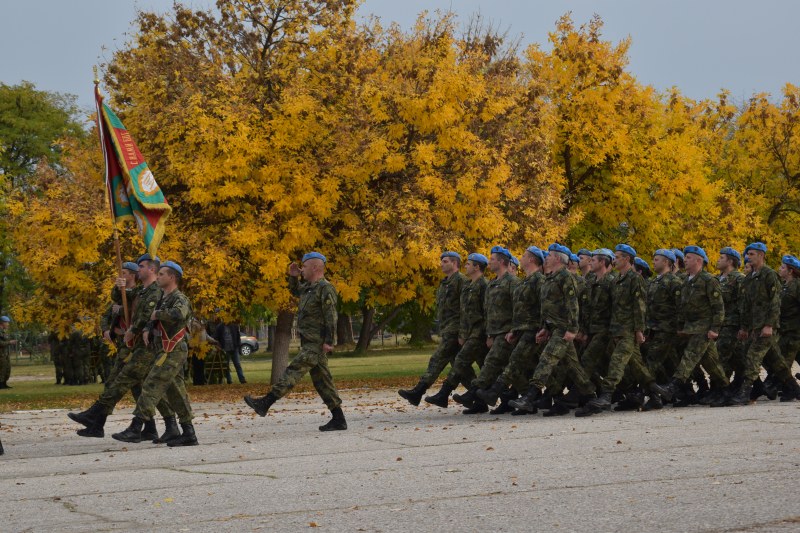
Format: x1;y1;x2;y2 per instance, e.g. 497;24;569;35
0;345;438;412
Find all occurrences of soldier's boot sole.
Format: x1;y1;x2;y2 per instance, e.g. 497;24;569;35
76;427;104;438
398;390;424;406
319;420;347;431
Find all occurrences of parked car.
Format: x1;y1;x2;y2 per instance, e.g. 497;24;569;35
239;335;259;356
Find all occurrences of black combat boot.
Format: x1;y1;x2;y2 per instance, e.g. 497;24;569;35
779;378;800;402
398;380;428;407
724;380;753;406
0;437;3;455
424;383;455;408
642;394;663;411
141;418;159;441
68;402;105;428
462;398;489;414
750;377;766;400
762;376;779;400
661;378;684;404
167;422;199;446
575;392;610;417
698;387;726;406
244;392;277;417
490;388;518;414
614;388;644;412
543;401;571;417
508;387;540;414
153;416;181;443
77;413;107;438
536;390;554;410
648;381;673;402
452;388;478;408
111;417;145;443
319;407;348;431
476;380;507;407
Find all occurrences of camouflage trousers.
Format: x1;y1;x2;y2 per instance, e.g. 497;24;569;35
133;344;193;423
105;337;142;398
499;331;543;393
443;337;486;389
97;342;175;418
471;334;514;390
742;331;794;384
779;333;800;369
419;334;461;388
600;333;655;394
530;329;594;395
0;351;10;384
643;330;679;384
716;326;746;378
673;333;728;388
580;332;612;389
271;343;342;410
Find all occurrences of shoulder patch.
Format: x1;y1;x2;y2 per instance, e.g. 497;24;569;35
713;291;720;297
149;301;156;307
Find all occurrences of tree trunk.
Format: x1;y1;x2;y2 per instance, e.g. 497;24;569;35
336;313;354;346
354;307;375;354
271;310;294;385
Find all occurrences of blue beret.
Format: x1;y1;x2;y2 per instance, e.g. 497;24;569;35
782;255;800;271
525;246;545;263
0;316;10;323
137;253;160;265
467;252;488;266
510;255;519;267
122;261;139;272
615;243;637;258
490;245;512;259
654;249;676;262
634;257;651;271
548;243;571;256
577;248;592;258
744;242;768;254
592;248;615;260
301;251;327;264
542;251;549;258
743;256;750;264
440;251;461;261
671;248;685;261
569;253;579;263
719;247;742;263
161;260;183;276
683;245;709;264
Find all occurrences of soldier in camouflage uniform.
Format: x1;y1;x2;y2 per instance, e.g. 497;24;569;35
577;249;616;391
453;246;519;414
778;255;800;371
577;249;594;281
509;244;597;414
69;255;174;441
640;249;682;410
576;245;671;416
113;261;197;446
425;253;489;408
398;252;466;406
660;246;729;405
475;246;546;414
245;252;347;431
718;243;800;405
0;316;16;389
715;248;746;380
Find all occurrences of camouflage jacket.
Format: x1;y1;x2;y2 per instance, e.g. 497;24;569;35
153;289;193;341
129;281;163;336
584;271;617;334
609;269;647;336
0;332;12;356
436;272;467;337
484;271;519;336
739;266;781;331
290;276;338;346
646;272;682;332
459;276;488;340
540;267;580;334
102;285;138;333
572;273;590;334
717;271;745;328
678;270;724;334
780;278;800;336
511;271;545;333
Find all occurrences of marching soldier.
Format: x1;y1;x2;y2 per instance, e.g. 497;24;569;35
715;248;746;380
424;253;490;408
398;252;466;406
0;315;16;389
113;261;197;446
778;255;800;370
244;252;347;431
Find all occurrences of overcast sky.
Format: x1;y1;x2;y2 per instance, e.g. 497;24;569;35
1;0;798;116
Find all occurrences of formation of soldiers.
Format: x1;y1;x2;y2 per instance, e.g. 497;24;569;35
67;254;198;446
399;242;800;417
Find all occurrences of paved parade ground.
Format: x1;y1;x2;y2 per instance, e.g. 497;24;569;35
1;389;799;532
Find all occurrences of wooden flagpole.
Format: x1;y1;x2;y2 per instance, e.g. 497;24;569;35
94;67;130;329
